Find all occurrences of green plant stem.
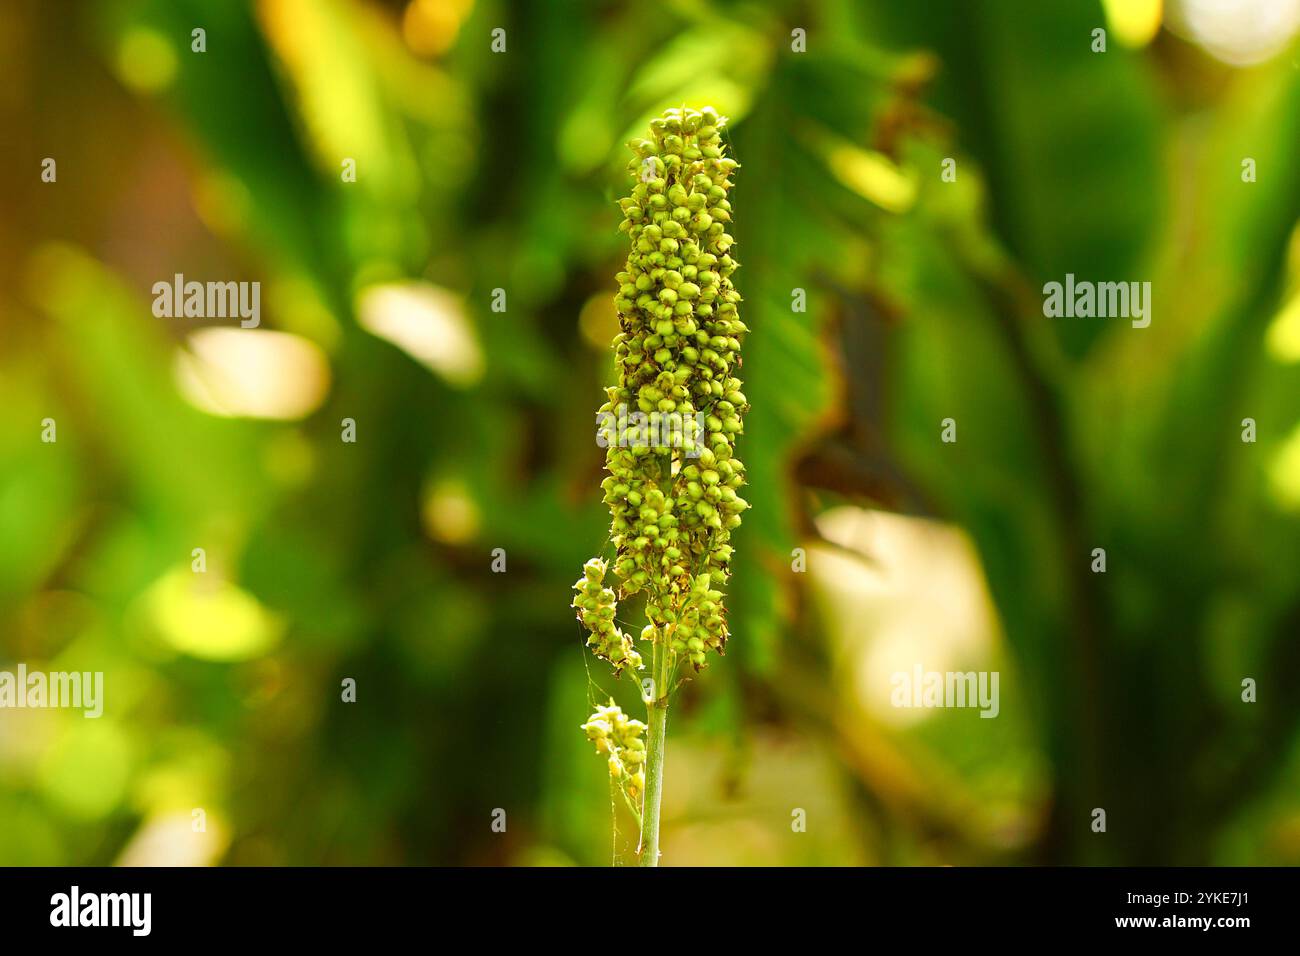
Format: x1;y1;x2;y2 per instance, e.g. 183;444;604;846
638;642;669;867
621;786;642;829
610;777;620;866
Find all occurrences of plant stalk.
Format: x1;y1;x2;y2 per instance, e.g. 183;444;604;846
638;643;669;867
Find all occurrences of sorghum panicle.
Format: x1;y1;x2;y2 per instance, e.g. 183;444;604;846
575;105;748;677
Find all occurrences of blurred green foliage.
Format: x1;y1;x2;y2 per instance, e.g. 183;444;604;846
1;0;1299;865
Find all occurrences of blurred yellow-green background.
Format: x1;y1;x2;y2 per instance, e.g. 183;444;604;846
2;0;1300;866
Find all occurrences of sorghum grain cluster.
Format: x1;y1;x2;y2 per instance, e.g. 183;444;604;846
582;702;648;797
574;105;748;678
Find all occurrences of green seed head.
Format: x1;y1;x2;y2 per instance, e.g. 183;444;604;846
577;106;746;681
